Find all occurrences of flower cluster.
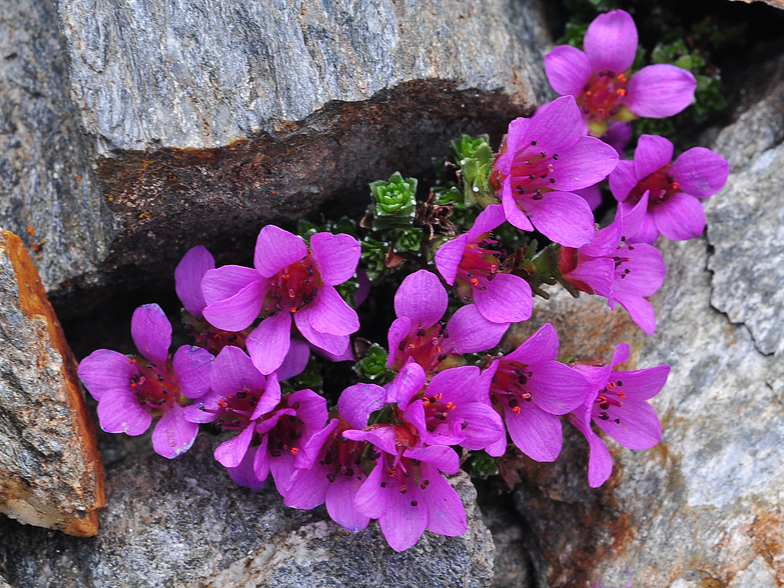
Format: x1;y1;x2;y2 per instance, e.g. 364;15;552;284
77;8;728;553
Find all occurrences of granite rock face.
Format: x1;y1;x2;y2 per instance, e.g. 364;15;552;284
44;0;554;305
0;434;494;588
0;0;115;293
0;230;105;537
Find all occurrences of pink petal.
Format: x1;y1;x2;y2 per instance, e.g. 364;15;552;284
405;445;460;475
214;424;254;468
528;361;592;415
78;349;135;401
614;243;666;297
183;392;221;424
611;364;670;400
250;372;281;420
427;366;480;405
505;405;563;462
269;450;296;497
353;461;389;519
633;135;673;180
501;180;535;233
580;218;622;258
226;445;267;491
210;345;266;398
624;64;696;118
573;185;603;211
594;399;662;450
526;96;586;154
288;389;328;433
525;190;595;247
394;270;447;327
385;362;427;408
311;232;361;285
445;305;509;354
672;147;729;199
502;117;530;166
97;388;152;435
624;200;660;245
602;121;632;157
131;304;171;366
277;339;311;381
151;404;199;459
420;463;467;536
473;273;532;323
570;410;614;488
567;258;615;298
550;136;619;192
379;477;427;552
175;246;215;318
343;426;398;456
608;160;638;202
300;285;359;336
285;462;330;509
294;312;350;357
544;45;592;96
252;433;271;482
434;235;468;286
466;204;507;242
652;192;706;241
253;225;308;278
452;403;505;451
387;316;412;367
172;345;214;400
619;191;650;241
246;312;292;375
327;474;370;532
504;323;559;365
614;291;656;335
584;9;638;73
338;383;387;429
201;270;267;332
611;343;631;367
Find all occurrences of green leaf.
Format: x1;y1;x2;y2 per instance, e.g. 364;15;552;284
353;343;396;385
369;172;418;231
393;227;423;255
462;451;500;479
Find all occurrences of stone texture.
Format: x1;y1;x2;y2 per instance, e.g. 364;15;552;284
0;230;105;537
0;0;115;293
48;0;553;310
0;434;494;588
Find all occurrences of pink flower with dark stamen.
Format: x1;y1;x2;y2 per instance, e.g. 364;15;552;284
609;135;729;243
78;304;214;459
558;198;666;335
202;226;361;375
343;425;467;552
492;96;619;247
482;323;592;462
545;10;696;136
435;205;532;324
387;270;510;374
285;382;387;532
388;363;505;451
175;245;215;320
571;343;670;487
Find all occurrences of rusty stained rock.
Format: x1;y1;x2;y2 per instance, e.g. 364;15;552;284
0;230;105;537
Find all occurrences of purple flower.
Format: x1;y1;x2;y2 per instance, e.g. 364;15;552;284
78;304;214;459
387;363;505;451
571;343;670;487
545;10;696;136
343;425;467;552
573;185;603;211
492;96;619;247
175;245;215;319
387;270;509;373
202;226;361;375
483;323;592;462
435;205;532;324
284;382;388;532
609;135;730;243
558;199;667;335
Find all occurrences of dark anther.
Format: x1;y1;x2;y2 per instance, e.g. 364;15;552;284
380;482;387;488
617;381;623;386
411;500;418;507
157;374;164;382
614;418;620;424
528;173;535;180
345;468;354;477
600;412;609;420
553;154;559;160
531;140;537;146
237;391;247;399
628;246;634;251
412;459;421;466
399;341;406;351
550;178;556;184
293;401;300;409
540;173;548;179
417;328;426;337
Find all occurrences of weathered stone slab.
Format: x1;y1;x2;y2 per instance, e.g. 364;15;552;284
0;230;105;536
50;0;553;306
0;0;115;293
0;434;494;588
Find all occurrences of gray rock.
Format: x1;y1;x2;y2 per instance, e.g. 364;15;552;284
0;230;105;537
49;0;553;306
477;490;534;588
0;0;114;292
0;434;494;588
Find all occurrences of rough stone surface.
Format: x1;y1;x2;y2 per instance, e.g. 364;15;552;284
0;230;105;537
0;434;494;588
0;0;115;293
48;0;553;312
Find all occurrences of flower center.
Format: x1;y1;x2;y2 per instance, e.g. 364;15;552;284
127;357;182;415
379;452;429;505
392;322;456;373
320;423;368;482
595;379;625;424
628;165;679;208
199;385;262;430
490;360;534;414
505;142;561;206
419;391;459;432
578;70;629;121
455;239;501;301
264;255;323;315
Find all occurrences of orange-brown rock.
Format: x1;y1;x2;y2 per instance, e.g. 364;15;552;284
0;230;105;536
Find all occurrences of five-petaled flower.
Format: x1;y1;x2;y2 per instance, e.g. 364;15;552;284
609;134;730;243
545;9;696;136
